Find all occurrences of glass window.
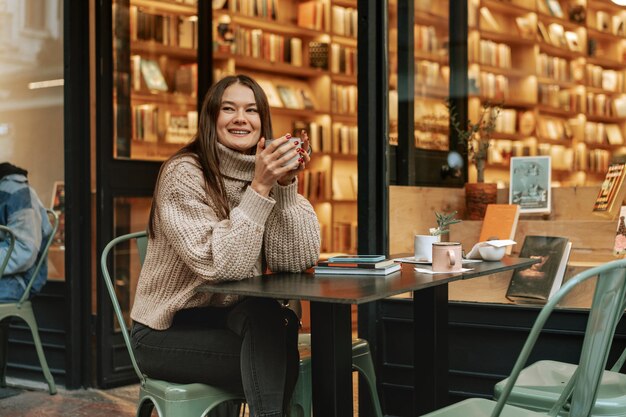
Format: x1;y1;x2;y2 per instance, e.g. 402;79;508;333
112;0;198;161
112;196;151;328
0;0;65;280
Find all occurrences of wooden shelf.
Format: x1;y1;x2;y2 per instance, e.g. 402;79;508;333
536;76;578;89
214;51;330;78
587;27;626;43
213;10;324;38
586;56;626;70
132;91;196;106
133;0;196;16
415;49;449;64
538;42;586;60
131;40;196;60
537;11;582;32
331;113;357;123
537;104;579;118
536;137;573;146
331;73;357;84
584;85;625;96
270;106;329;118
414;9;448;27
479;30;536;47
586;114;626;123
332;0;357;8
481;0;535;15
475;62;533;78
332;34;357;47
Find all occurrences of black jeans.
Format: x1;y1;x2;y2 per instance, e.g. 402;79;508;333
131;297;300;417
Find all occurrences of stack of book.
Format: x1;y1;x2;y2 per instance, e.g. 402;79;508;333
314;255;401;276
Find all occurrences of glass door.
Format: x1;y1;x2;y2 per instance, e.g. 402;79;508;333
97;0;199;386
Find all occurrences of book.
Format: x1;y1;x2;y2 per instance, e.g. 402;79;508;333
593;163;626;219
509;156;552;214
545;0;564;19
317;259;395;269
314;263;401;276
256;79;284;107
506;236;571;303
140;58;168;92
479;204;521;255
276;84;300;109
614;206;626;256
327;254;386;263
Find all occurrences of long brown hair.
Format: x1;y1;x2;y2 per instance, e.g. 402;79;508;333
148;74;273;236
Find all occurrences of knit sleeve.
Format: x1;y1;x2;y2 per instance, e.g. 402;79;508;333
264;179;321;272
157;158;275;281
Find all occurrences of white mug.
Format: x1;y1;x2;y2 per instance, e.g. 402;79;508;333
414;234;440;262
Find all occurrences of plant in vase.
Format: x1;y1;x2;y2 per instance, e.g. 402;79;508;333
446;99;503;219
415;211;462;261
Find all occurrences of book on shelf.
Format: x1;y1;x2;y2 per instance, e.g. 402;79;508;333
275;85;301;109
256;79;284;108
506;236;572;304
479;204;520;255
479;6;500;32
314;263;401;276
614;206;626;256
308;41;329;70
593;163;626;219
544;0;564;19
140;58;168;92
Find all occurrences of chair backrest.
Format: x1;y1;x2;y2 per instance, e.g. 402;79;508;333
0;225;16;278
100;231;148;385
17;209;59;306
492;258;626;417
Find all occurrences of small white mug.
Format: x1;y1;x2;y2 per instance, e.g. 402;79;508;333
414;234;440;262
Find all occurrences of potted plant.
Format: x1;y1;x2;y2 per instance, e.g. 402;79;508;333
447;99;503;220
415;211;462;261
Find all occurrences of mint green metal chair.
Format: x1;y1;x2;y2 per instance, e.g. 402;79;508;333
0;209;58;395
423;258;626;417
101;231;246;417
493;261;626;415
292;333;384;417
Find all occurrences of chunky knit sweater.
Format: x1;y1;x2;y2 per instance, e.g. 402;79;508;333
131;143;321;330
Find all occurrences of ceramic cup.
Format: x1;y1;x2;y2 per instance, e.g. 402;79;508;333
265;137;302;167
432;242;462;273
414;234;440;262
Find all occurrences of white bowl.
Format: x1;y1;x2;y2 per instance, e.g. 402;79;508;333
478;245;506;261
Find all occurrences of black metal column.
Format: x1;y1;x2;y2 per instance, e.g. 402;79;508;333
413;285;449;414
310;302;353;417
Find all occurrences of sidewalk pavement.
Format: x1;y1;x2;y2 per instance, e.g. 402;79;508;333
0;379;138;417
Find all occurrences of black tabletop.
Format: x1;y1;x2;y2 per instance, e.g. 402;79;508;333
197;257;537;304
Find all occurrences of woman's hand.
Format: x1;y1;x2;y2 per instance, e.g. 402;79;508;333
277;130;310;186
250;133;303;197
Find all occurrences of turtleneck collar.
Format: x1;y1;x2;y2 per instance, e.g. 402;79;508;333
217;142;256;182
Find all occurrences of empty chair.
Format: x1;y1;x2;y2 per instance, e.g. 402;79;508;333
422;258;626;417
101;231;246;417
493;262;626;415
0;209;58;395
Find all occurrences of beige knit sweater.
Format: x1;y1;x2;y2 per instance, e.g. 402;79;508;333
131;143;321;330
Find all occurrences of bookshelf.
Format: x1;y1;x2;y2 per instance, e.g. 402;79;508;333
212;0;358;255
467;0;626;187
112;0;199;161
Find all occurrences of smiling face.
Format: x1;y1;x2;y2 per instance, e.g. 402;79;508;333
216;82;261;153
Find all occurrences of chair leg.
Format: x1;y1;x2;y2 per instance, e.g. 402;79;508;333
353;352;384;417
20;311;56;395
0;319;9;388
137;399;156;417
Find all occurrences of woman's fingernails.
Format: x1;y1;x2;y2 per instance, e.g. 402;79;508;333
298;157;304;163
286;133;291;139
294;140;299;146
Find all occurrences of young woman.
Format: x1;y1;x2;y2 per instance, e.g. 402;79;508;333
130;74;321;416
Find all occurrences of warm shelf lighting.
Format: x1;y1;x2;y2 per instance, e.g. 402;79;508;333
612;0;626;5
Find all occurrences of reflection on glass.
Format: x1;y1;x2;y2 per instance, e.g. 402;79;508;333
414;0;449;151
113;197;151;328
388;0;450;151
112;0;198;161
0;1;65;278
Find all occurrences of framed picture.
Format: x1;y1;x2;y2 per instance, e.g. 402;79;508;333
50;181;65;247
509;156;552;214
